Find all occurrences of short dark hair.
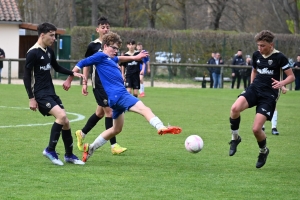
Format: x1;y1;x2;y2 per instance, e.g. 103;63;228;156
127;39;136;45
37;22;57;36
137;42;142;45
255;30;275;43
97;16;110;26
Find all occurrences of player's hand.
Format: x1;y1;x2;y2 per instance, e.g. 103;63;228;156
140;70;144;75
29;98;38;111
82;85;88;96
271;78;283;89
63;79;71;91
281;86;287;94
62;75;74;91
136;51;149;60
73;72;87;82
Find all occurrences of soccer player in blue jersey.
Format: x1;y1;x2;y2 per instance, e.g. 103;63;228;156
136;42;150;97
70;31;182;162
63;17;127;155
23;22;85;166
228;30;295;168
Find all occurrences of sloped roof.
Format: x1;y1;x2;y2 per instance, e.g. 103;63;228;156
0;0;22;22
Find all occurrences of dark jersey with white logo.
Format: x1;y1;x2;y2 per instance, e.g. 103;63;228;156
252;50;289;95
85;39;103;89
121;51;142;75
23;43;73;99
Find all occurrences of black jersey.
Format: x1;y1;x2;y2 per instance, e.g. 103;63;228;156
252;50;289;94
293;62;300;76
121;51;142;75
85;39;103;89
23;43;73;99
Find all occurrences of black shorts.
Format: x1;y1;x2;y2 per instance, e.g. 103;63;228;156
35;95;64;116
93;88;109;107
125;72;140;89
239;85;277;121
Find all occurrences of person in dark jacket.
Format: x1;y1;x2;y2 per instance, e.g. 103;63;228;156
206;52;215;88
231;50;245;89
208;52;224;88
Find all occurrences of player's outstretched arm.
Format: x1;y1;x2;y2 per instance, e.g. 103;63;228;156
62;67;86;91
118;51;149;62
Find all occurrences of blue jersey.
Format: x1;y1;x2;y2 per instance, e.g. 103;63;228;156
140;56;149;70
76;52;127;107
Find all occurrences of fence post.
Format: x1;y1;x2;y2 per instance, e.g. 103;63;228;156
8;60;11;84
150;64;154;87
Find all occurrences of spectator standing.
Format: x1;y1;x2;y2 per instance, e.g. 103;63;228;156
240;56;252;90
293;55;300;90
231;50;245;89
208;52;224;88
207;52;215;88
0;47;5;83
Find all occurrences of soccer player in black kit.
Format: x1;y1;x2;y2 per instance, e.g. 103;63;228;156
228;30;295;168
63;17;127;155
23;23;85;166
121;40;143;98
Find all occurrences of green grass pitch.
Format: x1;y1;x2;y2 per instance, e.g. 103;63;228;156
0;84;299;199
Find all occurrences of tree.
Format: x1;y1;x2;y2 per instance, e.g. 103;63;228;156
91;0;98;26
124;0;129;27
282;0;300;34
205;0;229;30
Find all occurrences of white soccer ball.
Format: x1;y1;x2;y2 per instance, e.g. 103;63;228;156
185;135;204;153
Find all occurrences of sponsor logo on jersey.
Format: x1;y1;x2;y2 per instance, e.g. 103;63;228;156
128;61;138;66
46;102;51;108
257;68;274;75
103;99;108;105
48;53;51;59
40;63;51;71
268;60;273;65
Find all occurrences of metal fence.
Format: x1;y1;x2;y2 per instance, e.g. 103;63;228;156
1;58;296;90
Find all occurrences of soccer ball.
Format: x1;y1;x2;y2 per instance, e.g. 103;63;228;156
185;135;204;153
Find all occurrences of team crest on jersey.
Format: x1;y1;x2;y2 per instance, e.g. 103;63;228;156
103;99;108;105
46;102;51;108
268;60;273;65
257;59;260;63
48;52;51;59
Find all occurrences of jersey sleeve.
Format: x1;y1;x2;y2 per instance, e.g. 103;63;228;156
76;52;104;69
252;52;257;70
279;54;290;71
23;50;37;99
50;49;73;75
85;43;94;58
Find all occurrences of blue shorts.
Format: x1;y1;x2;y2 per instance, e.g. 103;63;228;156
111;92;139;119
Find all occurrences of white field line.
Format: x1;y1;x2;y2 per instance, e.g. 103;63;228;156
0;106;85;128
